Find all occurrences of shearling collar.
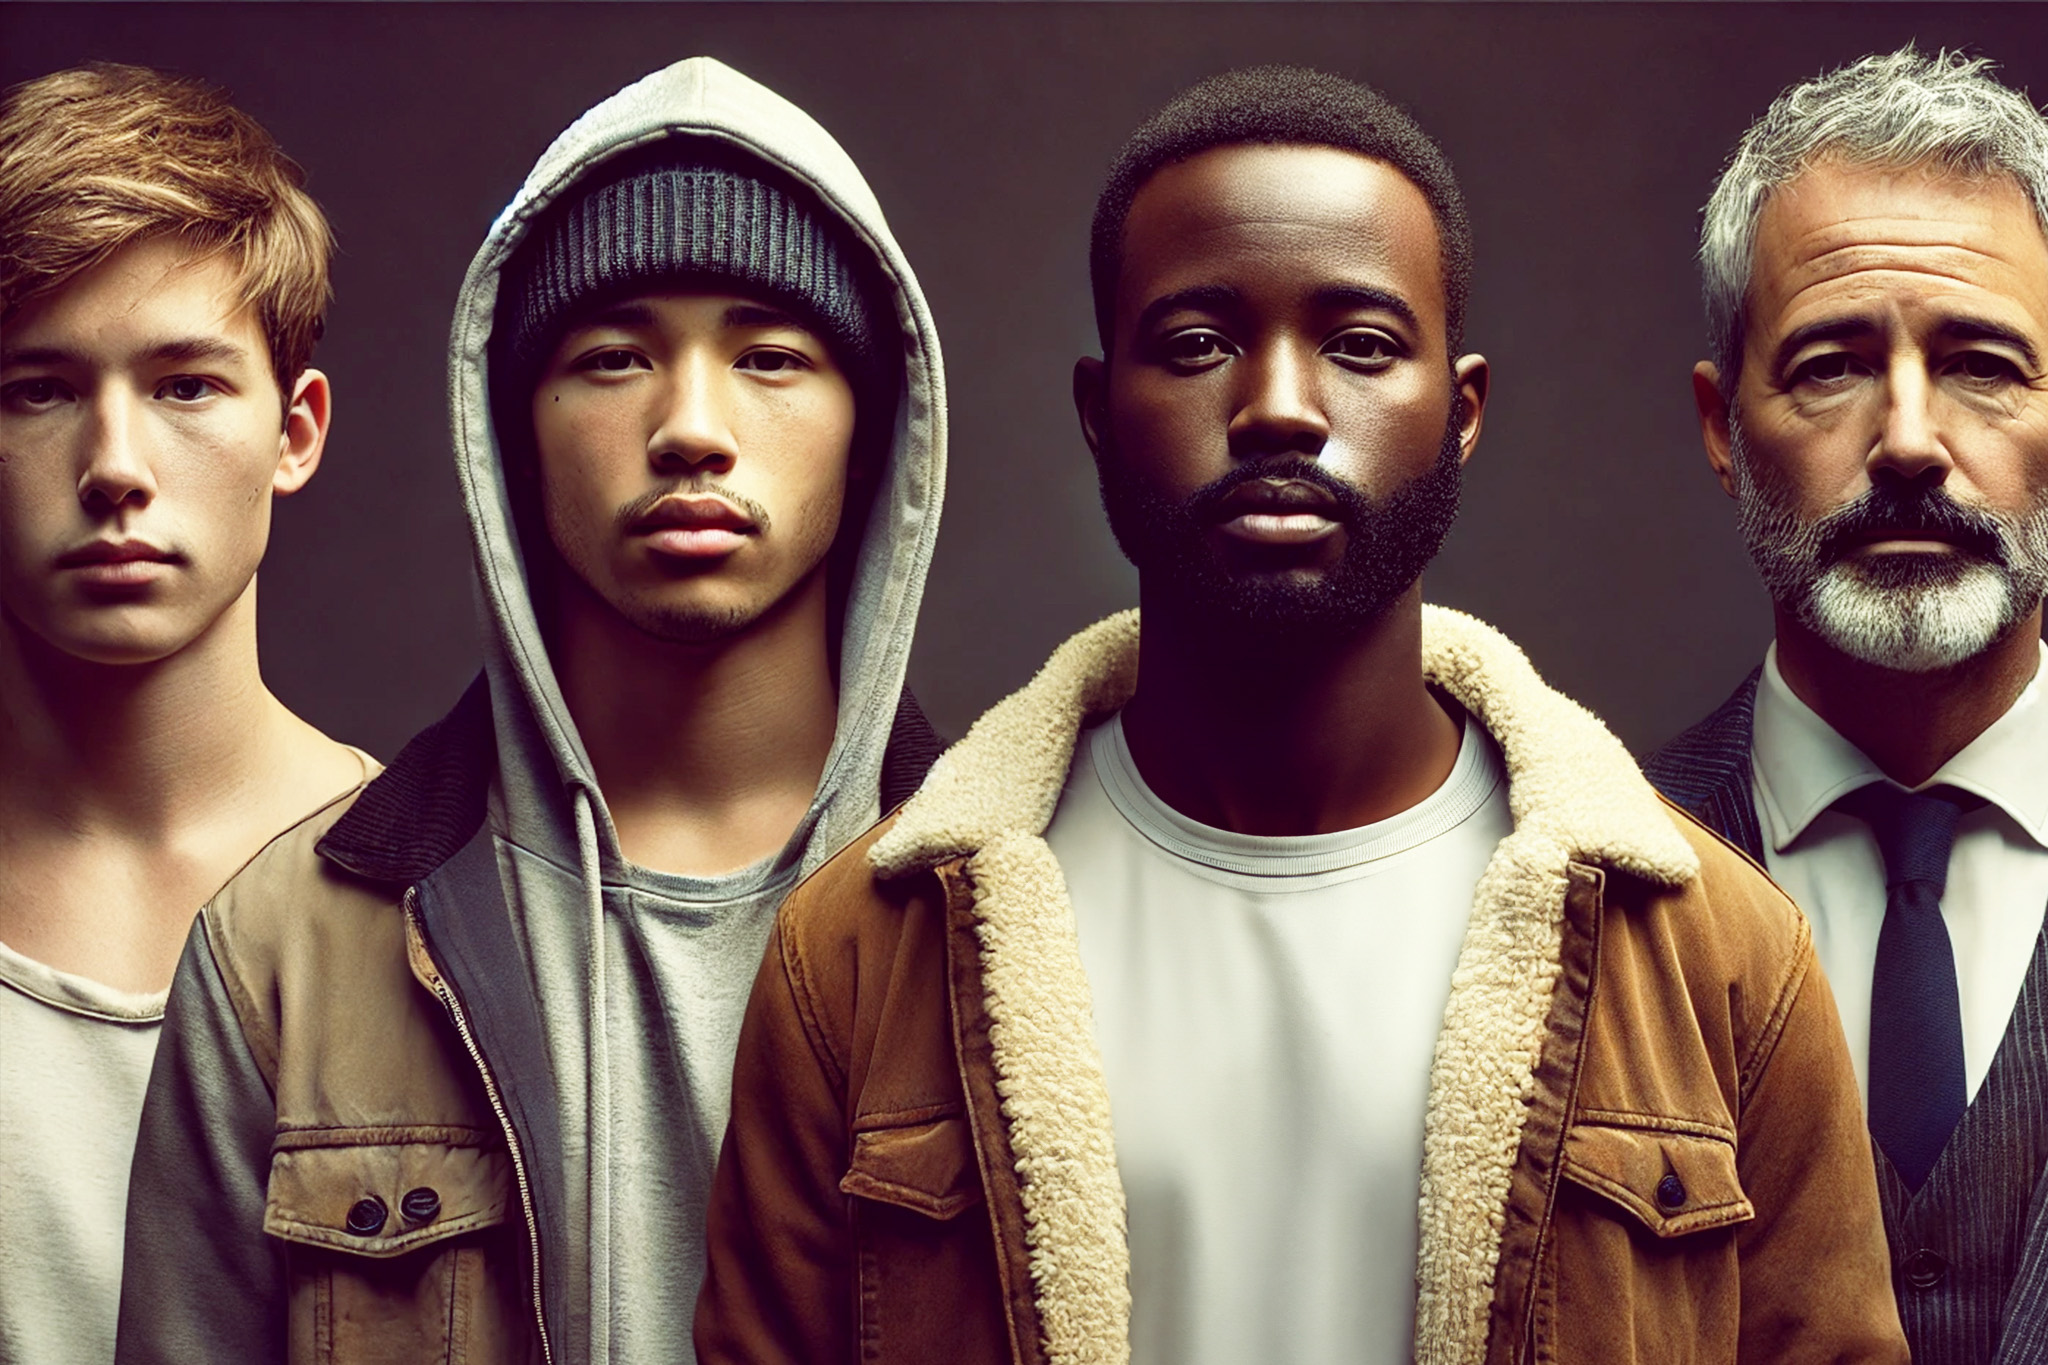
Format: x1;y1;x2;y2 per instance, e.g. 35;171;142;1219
873;606;1695;885
870;606;1698;1365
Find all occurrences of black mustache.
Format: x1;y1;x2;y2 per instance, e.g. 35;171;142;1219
1185;458;1363;524
1814;485;2006;567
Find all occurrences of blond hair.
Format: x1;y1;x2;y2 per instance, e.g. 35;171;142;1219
0;62;335;387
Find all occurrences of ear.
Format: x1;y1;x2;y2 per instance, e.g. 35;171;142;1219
1073;355;1108;460
1451;354;1489;464
1693;361;1740;499
274;367;331;497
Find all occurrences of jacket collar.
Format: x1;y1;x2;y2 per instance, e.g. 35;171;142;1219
873;606;1696;885
1643;668;1766;863
870;606;1698;1365
319;673;497;886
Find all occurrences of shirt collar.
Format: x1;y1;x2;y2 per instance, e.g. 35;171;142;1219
1751;639;2048;853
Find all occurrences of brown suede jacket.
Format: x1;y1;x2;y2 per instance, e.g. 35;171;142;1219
697;608;1909;1365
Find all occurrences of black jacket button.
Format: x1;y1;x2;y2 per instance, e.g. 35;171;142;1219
345;1196;388;1236
1655;1173;1686;1209
1902;1249;1948;1290
401;1187;442;1224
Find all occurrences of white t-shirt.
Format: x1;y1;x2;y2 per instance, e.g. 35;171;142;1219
0;937;166;1365
1044;711;1511;1365
1751;640;2048;1107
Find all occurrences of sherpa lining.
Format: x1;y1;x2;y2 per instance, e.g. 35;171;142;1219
870;605;1698;1365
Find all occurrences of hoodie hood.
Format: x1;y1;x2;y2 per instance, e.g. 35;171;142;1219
449;56;943;876
442;58;944;1361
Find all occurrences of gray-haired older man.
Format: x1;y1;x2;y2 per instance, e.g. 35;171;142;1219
1650;47;2048;1365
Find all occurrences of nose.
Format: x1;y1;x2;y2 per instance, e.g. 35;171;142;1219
1226;343;1329;463
77;387;157;515
1868;353;1952;490
647;351;738;477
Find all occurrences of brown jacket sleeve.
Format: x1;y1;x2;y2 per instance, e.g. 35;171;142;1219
1732;939;1906;1363
695;906;855;1363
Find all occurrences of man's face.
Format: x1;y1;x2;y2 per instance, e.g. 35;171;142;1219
1076;143;1486;640
1701;158;2048;672
529;289;856;643
0;234;326;665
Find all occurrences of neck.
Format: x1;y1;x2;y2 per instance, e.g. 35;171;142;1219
551;571;839;875
0;583;290;834
1774;603;2044;787
1119;583;1462;836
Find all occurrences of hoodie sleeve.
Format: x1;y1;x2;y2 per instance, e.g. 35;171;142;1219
115;916;286;1364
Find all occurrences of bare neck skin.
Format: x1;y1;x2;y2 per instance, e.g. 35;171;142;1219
0;586;363;993
552;567;839;877
1775;603;2044;788
1119;582;1463;837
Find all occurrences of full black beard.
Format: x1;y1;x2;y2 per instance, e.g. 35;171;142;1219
1095;416;1464;643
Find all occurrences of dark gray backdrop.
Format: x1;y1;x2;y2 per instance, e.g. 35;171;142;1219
7;2;2047;758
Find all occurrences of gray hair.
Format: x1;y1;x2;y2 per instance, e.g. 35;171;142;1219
1700;47;2048;392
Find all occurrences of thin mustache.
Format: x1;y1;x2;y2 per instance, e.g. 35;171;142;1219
614;484;773;536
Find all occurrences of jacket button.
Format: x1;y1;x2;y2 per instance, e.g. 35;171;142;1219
401;1187;442;1224
345;1196;388;1236
1655;1174;1686;1210
1902;1249;1948;1290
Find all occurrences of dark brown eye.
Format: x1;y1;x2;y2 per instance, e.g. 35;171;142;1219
1955;351;2019;383
1163;330;1232;366
1793;353;1861;385
1324;331;1398;366
162;376;212;402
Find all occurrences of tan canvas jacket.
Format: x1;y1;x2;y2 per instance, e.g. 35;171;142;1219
697;607;1909;1365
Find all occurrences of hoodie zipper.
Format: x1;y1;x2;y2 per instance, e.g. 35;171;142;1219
404;888;555;1365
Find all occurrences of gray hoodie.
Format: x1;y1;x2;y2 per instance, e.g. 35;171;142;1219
449;56;946;1360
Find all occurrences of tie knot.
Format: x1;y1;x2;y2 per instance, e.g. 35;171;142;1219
1831;783;1981;891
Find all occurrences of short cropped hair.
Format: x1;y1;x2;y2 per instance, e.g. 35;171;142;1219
1089;65;1472;355
1701;46;2048;393
0;62;335;388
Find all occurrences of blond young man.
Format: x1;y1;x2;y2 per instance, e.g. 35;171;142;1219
0;63;368;1365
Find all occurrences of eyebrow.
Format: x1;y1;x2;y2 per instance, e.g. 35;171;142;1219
0;337;252;371
725;303;807;332
1938;316;2041;369
1132;282;1422;338
1769;313;2044;378
1769;317;1880;378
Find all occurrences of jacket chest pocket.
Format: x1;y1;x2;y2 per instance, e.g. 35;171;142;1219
839;1113;985;1220
1560;1122;1754;1238
265;1130;529;1365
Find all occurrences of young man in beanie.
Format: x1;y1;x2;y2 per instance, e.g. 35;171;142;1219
697;67;1903;1364
0;64;369;1365
117;58;946;1363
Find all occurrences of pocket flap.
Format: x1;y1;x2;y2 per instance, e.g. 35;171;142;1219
265;1129;510;1258
1561;1122;1754;1238
839;1115;983;1220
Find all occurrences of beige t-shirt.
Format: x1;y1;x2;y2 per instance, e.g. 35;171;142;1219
0;938;167;1365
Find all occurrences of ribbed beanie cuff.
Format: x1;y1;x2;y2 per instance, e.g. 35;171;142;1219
499;143;888;401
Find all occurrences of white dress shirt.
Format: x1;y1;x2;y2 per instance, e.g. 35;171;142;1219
1751;640;2048;1106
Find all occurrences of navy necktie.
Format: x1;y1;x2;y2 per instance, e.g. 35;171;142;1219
1832;782;1981;1193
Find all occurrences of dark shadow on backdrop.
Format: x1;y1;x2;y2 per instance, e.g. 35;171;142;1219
6;2;2046;758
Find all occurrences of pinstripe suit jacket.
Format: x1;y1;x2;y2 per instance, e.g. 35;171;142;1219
1647;674;2048;1365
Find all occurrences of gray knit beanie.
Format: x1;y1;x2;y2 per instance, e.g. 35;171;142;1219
497;140;890;404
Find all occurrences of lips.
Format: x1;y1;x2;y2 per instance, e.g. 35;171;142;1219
1208;478;1344;546
627;494;759;561
55;539;181;587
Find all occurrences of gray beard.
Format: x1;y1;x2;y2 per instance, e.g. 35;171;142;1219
1728;417;2048;672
